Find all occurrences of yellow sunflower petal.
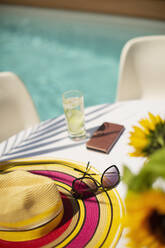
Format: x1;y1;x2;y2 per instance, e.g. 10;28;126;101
130;126;147;138
129;150;145;157
148;112;159;125
129;137;148;148
148;112;165;128
139;118;155;131
155;114;164;123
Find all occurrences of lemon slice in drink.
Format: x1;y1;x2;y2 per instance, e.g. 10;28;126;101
68;109;84;133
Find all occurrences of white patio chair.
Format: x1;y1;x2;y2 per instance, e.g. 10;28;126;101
0;72;40;142
116;36;165;101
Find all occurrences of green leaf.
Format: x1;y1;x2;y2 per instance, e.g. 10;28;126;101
122;148;165;192
123;166;134;185
141;148;165;179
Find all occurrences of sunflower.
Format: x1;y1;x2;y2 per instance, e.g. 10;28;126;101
129;112;165;157
124;190;165;248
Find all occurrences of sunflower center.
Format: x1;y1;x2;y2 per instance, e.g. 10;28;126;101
149;209;165;244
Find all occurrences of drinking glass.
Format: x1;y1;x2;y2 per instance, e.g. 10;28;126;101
62;90;86;140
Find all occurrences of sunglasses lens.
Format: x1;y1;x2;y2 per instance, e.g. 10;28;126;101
72;177;97;198
102;166;120;189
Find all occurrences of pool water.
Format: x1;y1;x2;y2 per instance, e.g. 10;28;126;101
0;5;165;120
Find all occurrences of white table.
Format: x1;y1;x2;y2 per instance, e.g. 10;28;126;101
0;100;165;247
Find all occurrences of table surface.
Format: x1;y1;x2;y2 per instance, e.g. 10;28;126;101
0;99;165;247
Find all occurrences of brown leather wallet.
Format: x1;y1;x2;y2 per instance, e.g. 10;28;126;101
86;122;125;154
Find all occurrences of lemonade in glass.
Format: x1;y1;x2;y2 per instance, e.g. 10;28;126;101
62;90;86;139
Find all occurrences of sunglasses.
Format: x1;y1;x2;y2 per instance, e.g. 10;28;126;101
71;162;120;198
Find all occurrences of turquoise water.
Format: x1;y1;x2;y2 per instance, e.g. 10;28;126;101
0;5;165;120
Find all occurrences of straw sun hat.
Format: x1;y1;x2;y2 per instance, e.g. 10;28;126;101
0;158;124;248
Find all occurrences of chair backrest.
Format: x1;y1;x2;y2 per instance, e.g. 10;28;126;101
0;72;40;142
116;36;165;101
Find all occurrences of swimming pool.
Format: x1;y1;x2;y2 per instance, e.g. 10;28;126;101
0;5;165;120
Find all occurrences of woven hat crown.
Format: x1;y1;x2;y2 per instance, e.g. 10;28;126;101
0;170;64;241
